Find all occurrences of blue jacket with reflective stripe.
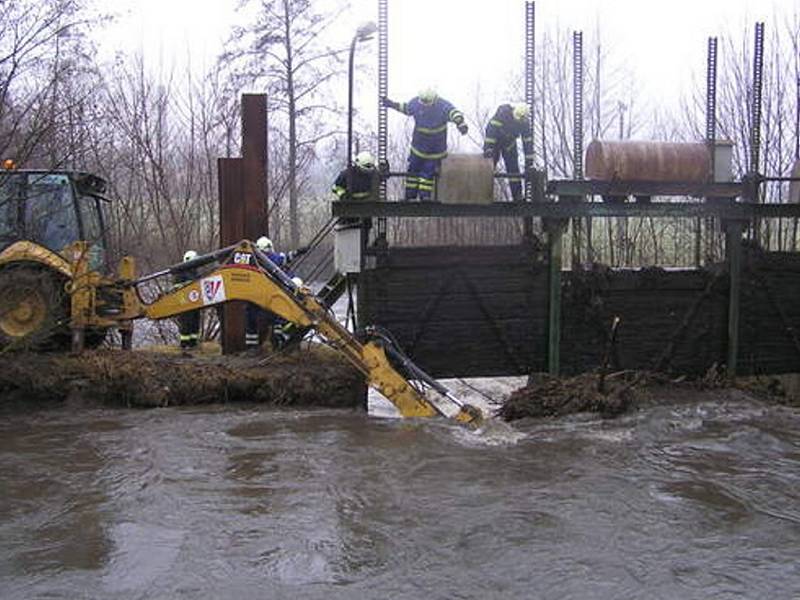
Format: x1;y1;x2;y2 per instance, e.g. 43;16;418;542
483;104;534;160
397;96;464;158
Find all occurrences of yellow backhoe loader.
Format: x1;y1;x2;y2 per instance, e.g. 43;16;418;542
123;240;483;426
0;168;482;426
0;168;127;349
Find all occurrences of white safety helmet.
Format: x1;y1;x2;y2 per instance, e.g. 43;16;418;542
354;151;376;171
256;236;273;252
183;250;198;262
291;276;304;288
418;87;437;104
513;103;530;121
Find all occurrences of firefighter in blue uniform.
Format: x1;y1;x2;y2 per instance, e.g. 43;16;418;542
246;236;307;351
175;250;200;351
332;151;378;202
483;103;534;201
383;88;468;201
332;151;379;228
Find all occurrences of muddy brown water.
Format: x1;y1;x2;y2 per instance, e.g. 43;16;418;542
1;393;799;599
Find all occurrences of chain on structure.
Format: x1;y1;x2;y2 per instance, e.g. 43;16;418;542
750;22;765;177
525;1;535;201
705;37;718;145
703;37;719;265
377;0;389;236
572;31;584;180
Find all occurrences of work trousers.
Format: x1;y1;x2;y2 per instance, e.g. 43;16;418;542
246;304;280;349
179;311;200;348
405;153;441;201
492;144;523;201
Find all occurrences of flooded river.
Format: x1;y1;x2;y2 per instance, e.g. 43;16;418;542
1;393;799;599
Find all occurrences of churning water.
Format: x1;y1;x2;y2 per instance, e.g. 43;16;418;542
1;391;799;599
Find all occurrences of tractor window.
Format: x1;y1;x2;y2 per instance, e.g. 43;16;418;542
24;173;80;254
77;194;107;270
0;174;21;245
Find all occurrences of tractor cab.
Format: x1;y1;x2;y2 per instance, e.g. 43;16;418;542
0;168;110;271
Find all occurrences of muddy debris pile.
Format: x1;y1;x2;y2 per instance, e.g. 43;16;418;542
499;365;800;422
0;346;364;409
499;370;659;421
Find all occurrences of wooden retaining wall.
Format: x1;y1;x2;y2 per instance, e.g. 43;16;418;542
560;267;729;376
358;245;800;378
740;251;800;374
359;246;547;377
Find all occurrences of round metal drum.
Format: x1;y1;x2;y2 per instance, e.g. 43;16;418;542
585;140;712;183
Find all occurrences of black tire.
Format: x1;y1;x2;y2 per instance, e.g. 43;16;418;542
0;264;70;351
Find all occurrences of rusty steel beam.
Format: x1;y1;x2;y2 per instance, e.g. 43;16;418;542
218;157;247;354
241;94;268;239
217;93;269;355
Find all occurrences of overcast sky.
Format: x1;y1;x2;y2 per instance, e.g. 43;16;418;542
103;0;789;122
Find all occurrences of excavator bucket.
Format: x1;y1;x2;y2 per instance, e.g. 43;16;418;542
453;403;484;428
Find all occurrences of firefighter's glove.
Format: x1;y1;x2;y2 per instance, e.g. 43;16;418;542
288;247;308;261
381;96;397;110
457;122;469;135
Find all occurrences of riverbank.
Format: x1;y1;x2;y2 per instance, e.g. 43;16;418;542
2;348;797;419
0;345;364;409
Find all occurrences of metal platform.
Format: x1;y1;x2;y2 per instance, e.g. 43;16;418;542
332;197;800;220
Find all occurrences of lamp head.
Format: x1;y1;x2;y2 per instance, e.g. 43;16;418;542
356;21;377;42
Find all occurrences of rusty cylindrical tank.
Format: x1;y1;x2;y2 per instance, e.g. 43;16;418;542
585;141;712;183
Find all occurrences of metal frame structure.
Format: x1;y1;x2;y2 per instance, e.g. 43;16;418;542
342;7;797;379
376;0;389;240
525;0;536;203
333;197;800;220
750;22;765;178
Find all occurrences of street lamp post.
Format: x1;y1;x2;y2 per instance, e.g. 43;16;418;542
347;21;377;194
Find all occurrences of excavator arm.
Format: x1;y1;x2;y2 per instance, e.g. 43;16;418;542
133;240;483;427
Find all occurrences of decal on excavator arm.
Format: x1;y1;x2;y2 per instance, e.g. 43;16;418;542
201;275;226;305
232;252;253;265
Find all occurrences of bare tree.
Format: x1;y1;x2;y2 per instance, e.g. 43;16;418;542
0;0;102;167
88;53;233;271
221;0;348;249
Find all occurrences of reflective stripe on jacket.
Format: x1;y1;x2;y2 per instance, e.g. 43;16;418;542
394;96;465;158
483;104;533;160
332;166;377;200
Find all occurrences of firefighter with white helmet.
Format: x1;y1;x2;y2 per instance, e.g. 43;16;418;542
255;235;306;268
247;235;308;351
256;236;273;252
382;88;468;201
332;151;378;202
483;102;535;201
175;249;201;351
